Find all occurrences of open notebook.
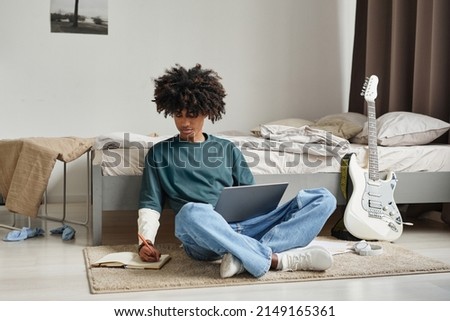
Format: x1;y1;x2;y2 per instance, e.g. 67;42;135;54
91;252;171;269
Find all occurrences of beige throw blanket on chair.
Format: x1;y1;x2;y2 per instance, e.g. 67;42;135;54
0;137;93;217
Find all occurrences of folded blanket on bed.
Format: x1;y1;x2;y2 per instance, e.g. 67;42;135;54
247;124;350;157
0;137;94;217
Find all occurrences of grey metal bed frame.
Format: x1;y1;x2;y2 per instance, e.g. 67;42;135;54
90;149;450;245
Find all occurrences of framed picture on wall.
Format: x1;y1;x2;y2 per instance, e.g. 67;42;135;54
50;0;108;35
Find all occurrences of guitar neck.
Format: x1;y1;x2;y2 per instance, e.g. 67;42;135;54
367;101;379;181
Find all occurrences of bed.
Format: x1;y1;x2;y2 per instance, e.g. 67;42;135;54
89;112;450;245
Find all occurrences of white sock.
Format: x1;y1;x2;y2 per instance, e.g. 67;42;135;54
275;253;283;270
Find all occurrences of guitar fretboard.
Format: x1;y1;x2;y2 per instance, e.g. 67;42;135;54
367;101;379;181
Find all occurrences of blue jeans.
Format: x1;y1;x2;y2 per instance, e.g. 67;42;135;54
175;187;336;278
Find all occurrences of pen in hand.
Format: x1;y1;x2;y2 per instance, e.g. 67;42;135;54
138;233;151;248
138;233;161;262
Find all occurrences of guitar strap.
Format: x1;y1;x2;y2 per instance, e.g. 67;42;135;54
331;153;361;241
339;153;353;201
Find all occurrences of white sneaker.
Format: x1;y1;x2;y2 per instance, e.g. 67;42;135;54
279;246;333;271
220;253;245;278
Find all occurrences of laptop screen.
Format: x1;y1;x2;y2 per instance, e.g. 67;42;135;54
214;182;288;222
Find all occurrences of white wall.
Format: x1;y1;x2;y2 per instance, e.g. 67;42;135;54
0;0;356;202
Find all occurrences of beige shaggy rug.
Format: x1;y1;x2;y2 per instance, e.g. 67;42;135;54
83;237;450;294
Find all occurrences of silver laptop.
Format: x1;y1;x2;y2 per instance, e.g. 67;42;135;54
214;182;288;222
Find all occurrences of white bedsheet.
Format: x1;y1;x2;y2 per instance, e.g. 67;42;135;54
92;132;450;176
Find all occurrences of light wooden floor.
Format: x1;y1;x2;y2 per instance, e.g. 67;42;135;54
1;203;449;301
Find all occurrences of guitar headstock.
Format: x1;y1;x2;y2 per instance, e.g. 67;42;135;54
360;75;379;103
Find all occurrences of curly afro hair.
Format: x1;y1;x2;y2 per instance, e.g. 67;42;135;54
152;64;226;123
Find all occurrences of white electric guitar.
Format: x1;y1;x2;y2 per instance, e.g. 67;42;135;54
343;75;403;241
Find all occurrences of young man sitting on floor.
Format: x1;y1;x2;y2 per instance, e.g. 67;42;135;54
137;64;336;278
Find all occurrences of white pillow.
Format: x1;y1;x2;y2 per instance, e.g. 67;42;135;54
351;112;450;146
251;118;313;136
313;112;367;139
95;132;161;149
315;112;368;128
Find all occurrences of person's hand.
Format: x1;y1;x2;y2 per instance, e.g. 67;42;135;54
138;241;161;262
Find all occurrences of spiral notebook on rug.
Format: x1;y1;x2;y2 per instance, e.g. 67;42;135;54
214;182;288;223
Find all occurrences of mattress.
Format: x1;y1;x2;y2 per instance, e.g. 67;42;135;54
92;133;450;176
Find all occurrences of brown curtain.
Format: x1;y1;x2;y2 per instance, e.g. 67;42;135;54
349;0;450;143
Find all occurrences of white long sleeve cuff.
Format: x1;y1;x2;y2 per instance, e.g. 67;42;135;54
137;208;160;244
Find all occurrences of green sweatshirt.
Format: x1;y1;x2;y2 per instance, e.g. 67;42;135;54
139;134;255;214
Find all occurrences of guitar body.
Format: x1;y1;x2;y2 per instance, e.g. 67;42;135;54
344;153;403;241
